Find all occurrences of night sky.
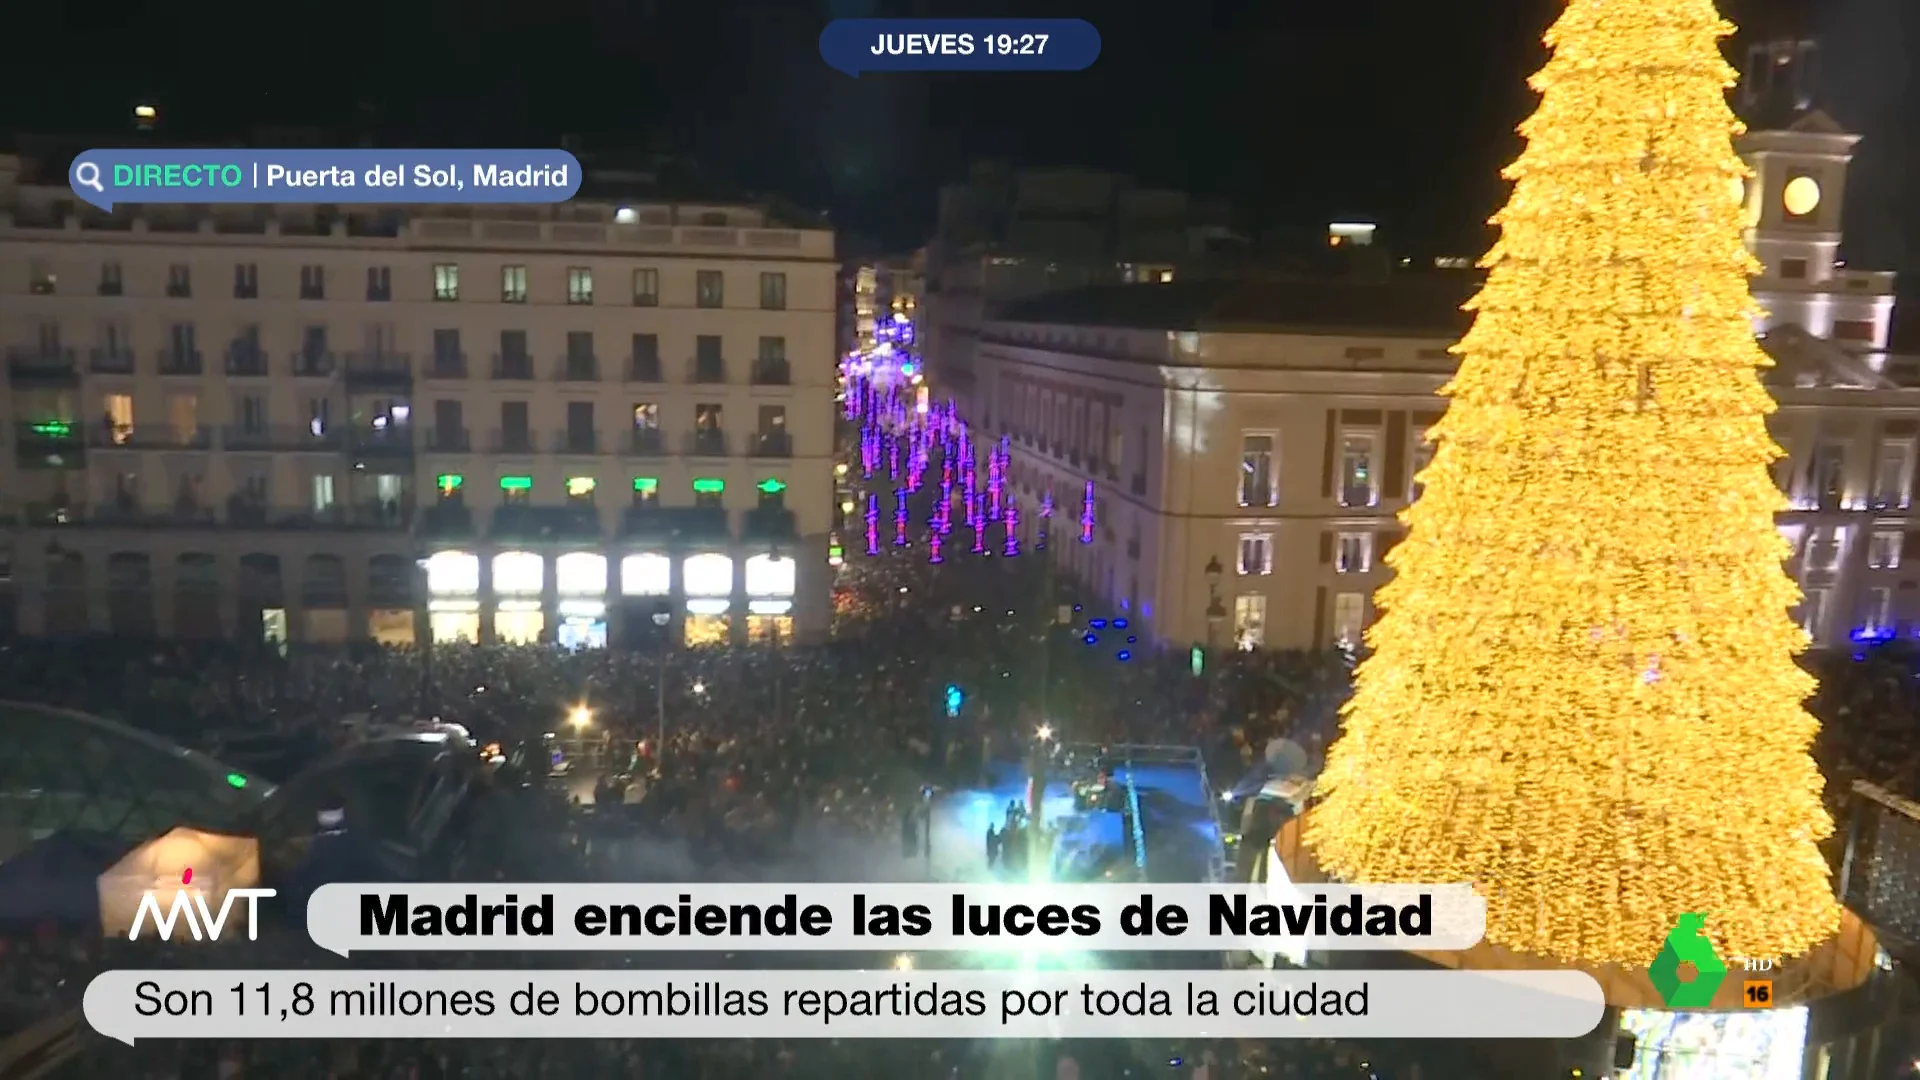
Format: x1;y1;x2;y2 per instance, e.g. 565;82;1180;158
2;0;1907;281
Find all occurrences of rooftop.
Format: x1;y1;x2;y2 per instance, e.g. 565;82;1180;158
994;276;1480;338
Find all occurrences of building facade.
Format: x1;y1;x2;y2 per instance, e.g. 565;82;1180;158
0;152;837;648
973;114;1910;652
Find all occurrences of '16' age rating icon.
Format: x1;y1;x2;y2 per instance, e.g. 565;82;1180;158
819;19;1101;77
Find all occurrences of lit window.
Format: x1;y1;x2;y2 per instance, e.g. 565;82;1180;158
632;477;659;507
500;475;532;505
1232;595;1266;651
696;270;724;308
1336;532;1374;574
1332;593;1366;649
566;477;596;502
1237;534;1272;576
692;478;725;509
1863;586;1894;635
1805;527;1845;572
1868;530;1904;570
567;267;594;305
1801;587;1830;639
501;265;528;303
1873;441;1912;509
1339;434;1377;507
436;473;464;501
1239;433;1277;508
433;263;460;301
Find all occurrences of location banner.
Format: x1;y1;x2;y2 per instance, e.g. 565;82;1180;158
68;148;582;210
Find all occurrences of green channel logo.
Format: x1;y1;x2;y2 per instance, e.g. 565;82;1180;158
1648;913;1728;1008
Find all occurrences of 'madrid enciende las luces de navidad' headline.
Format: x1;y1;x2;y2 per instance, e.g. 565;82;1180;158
357;890;1436;941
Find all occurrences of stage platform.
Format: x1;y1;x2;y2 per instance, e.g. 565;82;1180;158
925;747;1227;886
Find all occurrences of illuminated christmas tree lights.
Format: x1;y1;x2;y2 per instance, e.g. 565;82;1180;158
893;489;910;547
1079;481;1096;545
1304;0;1840;967
1003;497;1021;557
863;493;880;557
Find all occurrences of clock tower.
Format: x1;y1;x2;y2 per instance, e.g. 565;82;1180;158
1736;39;1897;350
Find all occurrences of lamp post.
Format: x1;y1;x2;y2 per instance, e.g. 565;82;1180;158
650;610;671;766
1204;556;1227;651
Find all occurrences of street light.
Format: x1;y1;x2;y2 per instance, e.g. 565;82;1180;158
569;705;593;729
1204;556;1227;651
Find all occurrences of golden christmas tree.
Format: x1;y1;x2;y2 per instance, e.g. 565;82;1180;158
1304;0;1842;967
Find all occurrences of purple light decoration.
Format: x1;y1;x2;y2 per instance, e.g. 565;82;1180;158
963;469;978;529
928;532;944;564
1003;498;1021;557
894;490;910;547
986;453;1003;522
1040;490;1055;518
937;477;955;535
970;495;987;555
860;431;877;479
1080;481;1097;544
864;494;880;556
888;440;900;481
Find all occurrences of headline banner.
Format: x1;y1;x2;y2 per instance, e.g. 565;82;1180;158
67;148;583;210
306;883;1487;955
85;969;1605;1044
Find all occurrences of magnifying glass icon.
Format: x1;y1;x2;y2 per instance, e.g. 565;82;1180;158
74;161;105;193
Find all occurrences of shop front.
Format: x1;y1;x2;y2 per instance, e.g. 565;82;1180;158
492;551;545;644
556;552;609;649
744;553;796;644
682;553;734;646
425;551;482;644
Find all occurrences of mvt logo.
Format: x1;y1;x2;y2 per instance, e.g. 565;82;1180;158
128;867;275;942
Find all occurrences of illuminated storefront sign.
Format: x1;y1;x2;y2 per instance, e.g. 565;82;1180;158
555;552;608;596
744;554;796;598
425;551;480;595
492;551;543;595
682;553;734;599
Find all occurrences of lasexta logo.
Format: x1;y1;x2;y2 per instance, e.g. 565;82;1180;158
128;868;276;942
1648;912;1728;1007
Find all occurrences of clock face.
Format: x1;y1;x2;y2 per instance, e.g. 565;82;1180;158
1783;175;1821;217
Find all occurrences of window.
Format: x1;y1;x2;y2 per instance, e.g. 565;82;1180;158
499;401;530;451
757;478;787;510
1834;320;1876;343
299;265;325;300
632;477;659;507
565;401;596;452
233;263;257;299
1336;532;1374;573
1780;258;1808;280
632;268;659;306
1232;594;1266;651
1339;434;1377;507
1801;587;1830;639
432;329;463;375
366;266;391;301
1869;531;1903;570
433;263;459;301
501;265;528;303
499;476;533;505
1239;434;1277;507
1410;434;1436;501
307;397;330;435
1237;534;1273;576
696;270;724;308
99;261;123;296
103;393;134;444
1805;526;1845;571
436;474;464;503
236;393;267;433
567;267;594;305
167;392;199;441
1332;593;1366;649
1873;440;1911;509
565;477;596;504
311;474;336;513
1809;444;1846;509
1863;587;1894;635
692;478;725;508
632;403;659;430
759;272;787;310
167;263;191;297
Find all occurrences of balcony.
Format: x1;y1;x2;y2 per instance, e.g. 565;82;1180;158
489;429;537;455
557;355;599;381
427;428;472;453
554;431;600;455
14;422;86;466
276;502;410;531
743;506;798;541
89;348;136;375
289;351;336;378
491;504;603;541
626;429;667;457
417;502;476;538
225;345;270;377
689;357;727;385
343;352;414;389
492;354;535;381
622;505;729;542
348;425;416;458
158;349;204;377
7;347;79;386
686;430;729;458
92;424;213;450
220;424;344;452
750;359;792;387
749;431;793;458
627;353;663;382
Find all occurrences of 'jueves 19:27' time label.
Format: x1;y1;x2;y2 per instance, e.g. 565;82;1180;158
817;19;1100;76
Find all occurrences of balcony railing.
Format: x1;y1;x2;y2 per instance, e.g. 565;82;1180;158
488;429;536;454
225;345;270;377
158;349;204;376
289;351;336;377
749;431;793;458
627;354;663;382
492;354;535;380
750;360;792;386
91;424;213;450
427;353;468;379
554;431;600;455
427;428;472;453
220;424;344;452
349;425;415;455
686;430;729;457
89;348;136;374
343;352;414;383
627;429;667;457
6;347;78;381
557;355;599;381
689;357;727;384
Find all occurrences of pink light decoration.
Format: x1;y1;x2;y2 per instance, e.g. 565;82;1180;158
865;494;880;556
1040;491;1055;518
894;490;910;546
1080;481;1096;544
1003;498;1021;557
970;498;987;554
888;441;900;480
928;532;944;564
986;453;1003;522
860;432;877;479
